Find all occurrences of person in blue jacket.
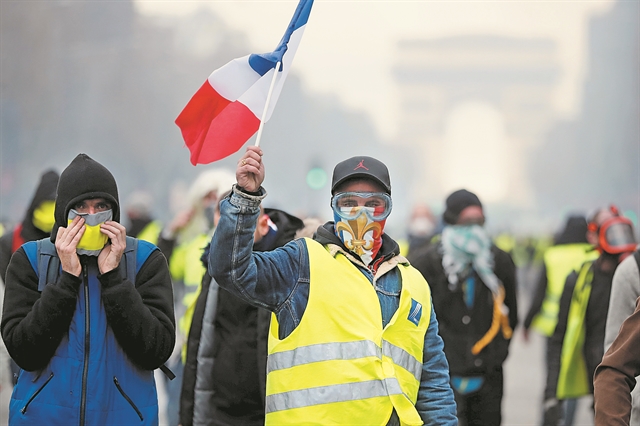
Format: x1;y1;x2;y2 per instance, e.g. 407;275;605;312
1;153;175;425
208;146;457;425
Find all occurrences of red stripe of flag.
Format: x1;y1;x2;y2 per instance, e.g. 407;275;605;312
175;81;260;165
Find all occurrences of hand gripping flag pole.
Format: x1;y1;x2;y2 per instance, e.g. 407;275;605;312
255;61;281;148
176;0;313;165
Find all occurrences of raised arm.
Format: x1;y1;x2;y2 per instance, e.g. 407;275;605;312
208;146;305;313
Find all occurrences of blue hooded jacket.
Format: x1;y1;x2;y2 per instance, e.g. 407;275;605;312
2;154;175;425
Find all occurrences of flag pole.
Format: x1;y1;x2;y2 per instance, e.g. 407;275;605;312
255;61;281;148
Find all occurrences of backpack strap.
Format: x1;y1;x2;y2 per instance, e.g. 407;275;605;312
22;241;39;275
120;237;158;286
21;239;60;292
159;364;176;380
39;239;60;292
120;237;138;285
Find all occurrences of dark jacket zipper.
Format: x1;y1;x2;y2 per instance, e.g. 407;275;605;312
20;372;54;414
113;377;144;421
80;261;90;426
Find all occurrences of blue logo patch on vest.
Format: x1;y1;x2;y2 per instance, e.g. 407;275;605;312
408;299;422;326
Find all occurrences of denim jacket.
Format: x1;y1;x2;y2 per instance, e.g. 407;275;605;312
209;186;457;425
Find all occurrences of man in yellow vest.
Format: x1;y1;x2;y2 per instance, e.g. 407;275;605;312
524;215;595;340
545;206;637;425
522;214;597;425
209;146;457;425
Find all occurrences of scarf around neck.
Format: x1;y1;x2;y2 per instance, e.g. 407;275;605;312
441;224;500;296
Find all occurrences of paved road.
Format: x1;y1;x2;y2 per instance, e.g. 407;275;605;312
503;328;593;425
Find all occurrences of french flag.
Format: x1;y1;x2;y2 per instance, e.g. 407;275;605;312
176;0;314;165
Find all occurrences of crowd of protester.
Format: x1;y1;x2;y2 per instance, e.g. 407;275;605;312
0;153;637;425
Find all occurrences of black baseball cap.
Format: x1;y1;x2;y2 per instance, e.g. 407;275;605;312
331;156;391;195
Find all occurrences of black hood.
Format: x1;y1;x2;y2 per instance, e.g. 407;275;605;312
51;153;119;243
201;208;304;267
254;208;304;251
20;169;59;241
554;215;589;245
313;221;400;260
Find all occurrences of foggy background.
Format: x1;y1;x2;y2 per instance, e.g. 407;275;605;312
1;0;638;240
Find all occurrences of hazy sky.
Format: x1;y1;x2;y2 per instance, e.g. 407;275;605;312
135;0;614;140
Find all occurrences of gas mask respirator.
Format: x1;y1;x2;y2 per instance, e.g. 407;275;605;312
589;206;637;258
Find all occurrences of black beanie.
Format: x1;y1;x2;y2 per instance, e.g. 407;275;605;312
442;189;482;225
52;154;119;242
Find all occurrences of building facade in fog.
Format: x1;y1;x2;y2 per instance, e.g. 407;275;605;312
532;1;639;219
393;35;559;210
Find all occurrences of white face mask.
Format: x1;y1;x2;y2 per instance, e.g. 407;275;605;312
409;217;435;237
67;209;113;256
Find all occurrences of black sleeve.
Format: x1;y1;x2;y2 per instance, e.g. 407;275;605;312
524;263;549;330
408;245;441;301
1;247;81;371
100;249;175;370
545;271;577;400
156;235;176;265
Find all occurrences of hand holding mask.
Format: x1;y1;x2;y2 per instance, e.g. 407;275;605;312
67;209;113;256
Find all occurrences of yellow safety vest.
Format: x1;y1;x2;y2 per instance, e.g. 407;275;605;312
557;260;594;399
531;244;596;337
136;220;162;245
169;233;210;340
266;238;431;426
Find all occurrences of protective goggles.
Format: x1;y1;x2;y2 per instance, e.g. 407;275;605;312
597;216;637;254
331;192;392;221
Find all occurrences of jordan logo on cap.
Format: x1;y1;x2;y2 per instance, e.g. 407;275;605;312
354;160;369;171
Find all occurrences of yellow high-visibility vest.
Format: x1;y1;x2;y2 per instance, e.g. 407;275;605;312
169;233;210;343
531;244;596;337
557;260;594;399
136;220;162;245
266;238;431;426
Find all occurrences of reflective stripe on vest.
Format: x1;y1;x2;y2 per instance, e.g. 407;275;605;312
267;339;422;381
265;238;430;426
557;260;594;399
266;377;404;414
531;244;596;336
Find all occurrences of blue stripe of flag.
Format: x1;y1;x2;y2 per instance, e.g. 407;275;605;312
249;0;313;76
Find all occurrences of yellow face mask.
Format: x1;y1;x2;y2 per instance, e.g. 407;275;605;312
32;200;56;233
68;209;113;255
